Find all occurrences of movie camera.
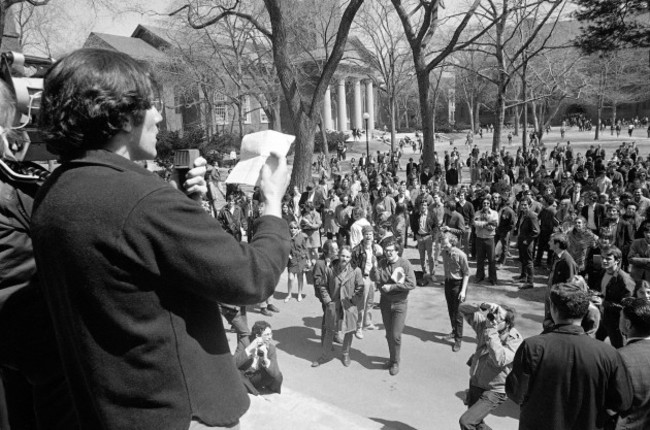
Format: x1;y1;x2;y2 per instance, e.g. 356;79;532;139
0;51;55;162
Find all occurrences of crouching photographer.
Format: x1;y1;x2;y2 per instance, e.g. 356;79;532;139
234;321;283;395
457;302;522;430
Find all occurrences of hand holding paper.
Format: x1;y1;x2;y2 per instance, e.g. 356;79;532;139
226;131;293;218
225;130;294;187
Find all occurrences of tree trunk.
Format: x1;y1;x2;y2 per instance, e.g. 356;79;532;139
466;100;475;134
595;95;602;141
514;106;520;136
270;104;282;131
390;95;396;153
291;116;318;189
473;103;480;134
319;117;329;159
491;85;506;153
416;70;434;168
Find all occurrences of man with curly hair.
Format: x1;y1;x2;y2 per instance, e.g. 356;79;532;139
32;48;290;430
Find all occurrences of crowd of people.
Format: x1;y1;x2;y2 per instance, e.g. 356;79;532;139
223;132;650;429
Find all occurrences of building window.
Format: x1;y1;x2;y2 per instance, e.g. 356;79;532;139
243;96;252;124
260;108;269;124
214;92;228;124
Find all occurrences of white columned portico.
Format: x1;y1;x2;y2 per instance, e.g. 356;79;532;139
353;79;362;130
323;85;333;130
337;78;348;132
365;80;375;132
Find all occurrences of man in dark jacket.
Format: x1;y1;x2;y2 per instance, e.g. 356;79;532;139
587;247;635;348
371;237;416;376
506;283;632;430
542;233;577;330
535;197;559;268
617;297;650;430
602;204;634;269
32;49;291;430
494;193;516;265
516;199;540;289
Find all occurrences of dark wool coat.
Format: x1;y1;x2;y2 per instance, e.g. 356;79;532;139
506;324;632;430
31;150;290;430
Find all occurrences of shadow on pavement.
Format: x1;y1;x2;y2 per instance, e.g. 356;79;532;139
521;312;544;324
454;391;520;420
370;417;419;430
273;325;321;362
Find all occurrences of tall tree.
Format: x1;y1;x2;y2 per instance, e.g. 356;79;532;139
390;0;495;168
352;0;413;151
172;0;365;189
573;0;650;53
460;0;567;152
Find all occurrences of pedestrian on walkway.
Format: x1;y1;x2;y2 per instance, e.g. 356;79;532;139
351;226;382;338
312;246;364;368
371;237;416;376
473;198;498;285
516;199;540;290
440;233;470;352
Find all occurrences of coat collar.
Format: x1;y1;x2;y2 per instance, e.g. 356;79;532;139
64;149;151;176
550;323;585;335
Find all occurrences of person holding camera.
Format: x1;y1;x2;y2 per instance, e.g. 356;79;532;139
458;301;522;430
32;49;290;430
0;78;80;429
233;321;283;396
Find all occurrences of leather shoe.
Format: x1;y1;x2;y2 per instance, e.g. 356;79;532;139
311;356;332;367
267;304;280;313
260;308;272;316
383;360;392;369
452;340;462;352
342;354;351;367
389;362;399;376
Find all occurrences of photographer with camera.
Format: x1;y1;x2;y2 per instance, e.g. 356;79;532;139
31;49;290;430
0;75;80;429
457;301;522;430
233;321;283;396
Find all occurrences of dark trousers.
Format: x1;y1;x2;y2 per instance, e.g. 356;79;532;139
459;386;507;430
535;232;553;266
475;237;497;282
380;297;408;364
596;314;625;349
518;240;535;283
494;230;511;263
322;330;353;357
444;279;464;341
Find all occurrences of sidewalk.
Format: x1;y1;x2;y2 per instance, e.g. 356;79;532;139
241;387;385;430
